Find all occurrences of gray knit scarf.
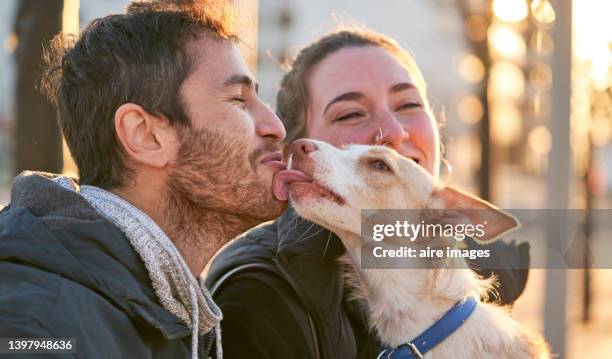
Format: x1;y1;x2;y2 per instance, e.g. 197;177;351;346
55;177;223;358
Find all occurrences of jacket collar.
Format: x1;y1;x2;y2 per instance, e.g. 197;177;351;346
3;172;191;339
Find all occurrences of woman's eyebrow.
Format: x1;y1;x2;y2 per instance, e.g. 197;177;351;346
323;91;364;115
390;82;416;93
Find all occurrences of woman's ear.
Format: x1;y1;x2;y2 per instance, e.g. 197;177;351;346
114;103;177;168
428;186;521;243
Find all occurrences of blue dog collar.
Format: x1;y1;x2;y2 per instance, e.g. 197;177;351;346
377;295;478;359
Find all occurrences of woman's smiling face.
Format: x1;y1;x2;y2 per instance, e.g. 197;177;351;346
304;46;440;177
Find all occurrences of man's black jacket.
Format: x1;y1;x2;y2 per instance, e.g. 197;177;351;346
206;207;530;359
0;172;195;358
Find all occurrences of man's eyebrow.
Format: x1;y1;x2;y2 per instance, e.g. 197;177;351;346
223;74;259;92
323;92;364;115
390;82;417;93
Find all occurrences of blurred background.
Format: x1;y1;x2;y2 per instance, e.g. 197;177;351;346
0;0;610;357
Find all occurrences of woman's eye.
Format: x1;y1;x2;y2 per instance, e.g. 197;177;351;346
396;102;421;111
369;159;391;172
334;112;364;122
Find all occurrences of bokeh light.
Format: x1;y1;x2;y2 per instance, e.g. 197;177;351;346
529;62;553;91
489;61;525;99
493;0;528;23
465;15;488;42
3;33;17;54
573;0;612;90
528;125;552;155
530;92;551;119
531;0;556;26
488;22;526;61
491;100;523;146
530;29;554;55
591;116;612;147
458;54;485;83
457;95;484;124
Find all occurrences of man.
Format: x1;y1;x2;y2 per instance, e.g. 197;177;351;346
0;1;286;358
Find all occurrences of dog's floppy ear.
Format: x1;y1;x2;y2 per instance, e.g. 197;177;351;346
428;186;520;244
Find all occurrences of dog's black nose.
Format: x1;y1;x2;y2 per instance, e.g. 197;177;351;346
292;139;318;156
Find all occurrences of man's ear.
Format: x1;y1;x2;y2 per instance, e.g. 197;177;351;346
428;186;521;244
114;103;177;168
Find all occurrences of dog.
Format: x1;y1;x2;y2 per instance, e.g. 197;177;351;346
272;139;550;359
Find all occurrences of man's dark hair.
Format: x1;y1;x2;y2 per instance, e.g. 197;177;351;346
41;0;238;189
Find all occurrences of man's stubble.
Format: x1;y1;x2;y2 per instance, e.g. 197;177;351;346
162;125;286;258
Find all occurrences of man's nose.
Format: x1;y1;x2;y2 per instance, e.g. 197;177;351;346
290;139;318;160
255;102;286;142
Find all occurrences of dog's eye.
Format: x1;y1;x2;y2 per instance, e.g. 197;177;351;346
369;159;391;172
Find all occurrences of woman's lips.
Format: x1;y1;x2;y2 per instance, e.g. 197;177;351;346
272;169;312;201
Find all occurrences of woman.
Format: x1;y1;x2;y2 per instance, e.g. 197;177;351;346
206;28;530;359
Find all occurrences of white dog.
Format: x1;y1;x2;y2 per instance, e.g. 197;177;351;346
272;139;550;359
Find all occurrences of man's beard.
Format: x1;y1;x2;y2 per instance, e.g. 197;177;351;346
162;125;286;255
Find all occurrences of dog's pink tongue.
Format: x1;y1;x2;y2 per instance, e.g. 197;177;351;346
272;169;312;201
